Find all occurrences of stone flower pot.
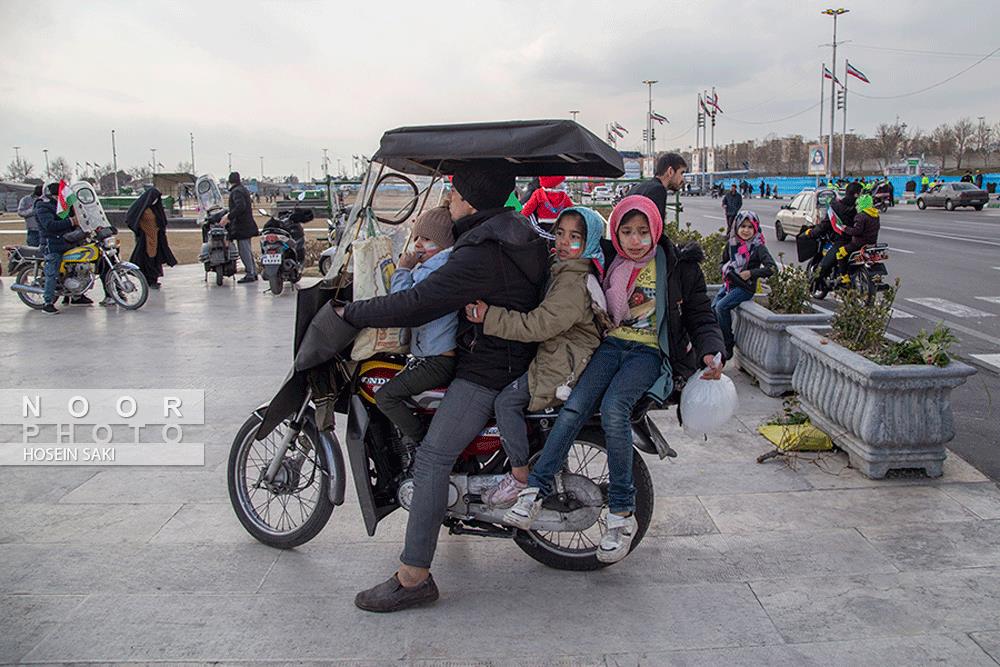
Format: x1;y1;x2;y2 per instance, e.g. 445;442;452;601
732;299;832;396
787;325;976;479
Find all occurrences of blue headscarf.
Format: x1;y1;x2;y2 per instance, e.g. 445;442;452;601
555;206;607;275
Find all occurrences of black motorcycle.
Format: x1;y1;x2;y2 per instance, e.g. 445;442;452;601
798;226;890;301
199;208;240;286
259;207;310;295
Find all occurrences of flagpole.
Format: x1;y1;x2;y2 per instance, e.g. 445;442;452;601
710;86;716;191
818;64;825;187
841;60;848;179
111;130;119;195
695;94;701;188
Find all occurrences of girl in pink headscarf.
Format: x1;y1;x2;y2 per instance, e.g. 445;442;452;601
504;194;725;565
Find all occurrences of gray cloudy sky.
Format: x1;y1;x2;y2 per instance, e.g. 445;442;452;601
1;0;998;179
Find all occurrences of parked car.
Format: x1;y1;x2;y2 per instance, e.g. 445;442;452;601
587;186;613;204
774;188;837;241
916;182;988;211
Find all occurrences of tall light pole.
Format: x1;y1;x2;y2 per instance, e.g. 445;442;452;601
322;148;329;178
642;80;657;158
569;110;580;122
259;156;264;181
307;160;311;181
227;152;232;173
822;8;849;181
189;132;196;174
12;146;20;163
111;131;119;194
42;149;49;177
149;148;157;173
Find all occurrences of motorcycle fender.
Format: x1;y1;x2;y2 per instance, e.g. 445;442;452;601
262;264;279;279
632;413;678;460
317;428;347;506
346;394;381;536
869;263;888;275
117;261;140;271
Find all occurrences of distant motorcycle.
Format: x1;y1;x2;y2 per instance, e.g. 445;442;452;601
799;226;890;301
259;207;310;295
195;174;239;286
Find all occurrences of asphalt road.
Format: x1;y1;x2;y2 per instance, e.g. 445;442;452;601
674;193;1000;480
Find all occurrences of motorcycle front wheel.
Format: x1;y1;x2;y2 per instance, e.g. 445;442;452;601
110;266;149;310
228;408;335;548
514;428;653;571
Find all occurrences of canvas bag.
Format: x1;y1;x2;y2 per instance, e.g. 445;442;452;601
350;230;410;360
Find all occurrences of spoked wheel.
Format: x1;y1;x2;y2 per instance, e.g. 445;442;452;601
227;408;334;548
514;428;653;571
808;264;828;300
15;264;46;309
852;267;877;304
110;266;148;309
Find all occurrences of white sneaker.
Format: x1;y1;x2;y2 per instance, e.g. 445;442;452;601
503;487;542;529
597;513;638;564
483;473;527;509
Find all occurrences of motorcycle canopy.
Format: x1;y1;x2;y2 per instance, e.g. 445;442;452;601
70;181;111;232
371;119;625;177
195;174;225;218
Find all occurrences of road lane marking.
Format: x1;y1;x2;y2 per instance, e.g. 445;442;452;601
888;247;915;254
881;224;1000;248
704;215;726;220
905;298;995;318
891;308;914;319
971;354;1000;372
975;296;1000;305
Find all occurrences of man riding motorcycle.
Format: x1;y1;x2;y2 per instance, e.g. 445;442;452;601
34;181;81;313
807;181;862;286
838;193;881;278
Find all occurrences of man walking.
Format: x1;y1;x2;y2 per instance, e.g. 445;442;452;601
17;184;42;246
627;152;688;222
344;164;549;613
722;183;743;236
222;172;259;283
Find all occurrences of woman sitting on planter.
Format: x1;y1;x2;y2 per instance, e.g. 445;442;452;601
713;210;776;359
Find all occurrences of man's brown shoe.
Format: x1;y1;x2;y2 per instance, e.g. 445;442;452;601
354;573;439;613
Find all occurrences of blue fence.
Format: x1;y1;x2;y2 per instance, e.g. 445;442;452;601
712;173;1000;198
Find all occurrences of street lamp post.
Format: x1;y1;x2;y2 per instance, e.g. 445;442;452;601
569;110;579;122
43;149;49;177
228;152;232;173
259;156;264;181
149;148;157;173
822;8;849;181
642;80;658;158
322;148;329;178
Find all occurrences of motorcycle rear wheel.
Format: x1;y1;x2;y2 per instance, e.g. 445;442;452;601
269;271;284;295
215;268;224;286
514;428;653;571
227;408;334;548
15;264;46;309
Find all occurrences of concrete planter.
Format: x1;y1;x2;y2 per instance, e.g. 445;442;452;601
732;300;832;396
787;326;976;479
706;284;723;301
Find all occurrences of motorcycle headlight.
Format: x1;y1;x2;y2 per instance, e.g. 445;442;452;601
103;237;117;249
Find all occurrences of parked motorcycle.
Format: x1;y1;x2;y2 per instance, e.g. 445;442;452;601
10;226;149;310
259;207;310;295
195;175;239;286
227;120;668;570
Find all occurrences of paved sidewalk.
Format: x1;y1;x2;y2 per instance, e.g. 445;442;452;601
2;265;1000;665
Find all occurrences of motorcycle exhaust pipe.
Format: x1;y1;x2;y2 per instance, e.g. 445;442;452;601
10;283;44;295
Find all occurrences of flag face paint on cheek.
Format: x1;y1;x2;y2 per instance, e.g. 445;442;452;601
569;241;582;250
640;235;652;246
422;241;439;252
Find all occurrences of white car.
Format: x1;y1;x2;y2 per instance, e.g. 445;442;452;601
774;188;837;241
587;186;613;204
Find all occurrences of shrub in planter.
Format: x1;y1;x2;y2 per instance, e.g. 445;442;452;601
732;262;832;396
788;282;975;479
666;221;726;288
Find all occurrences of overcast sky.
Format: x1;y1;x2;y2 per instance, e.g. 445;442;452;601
2;0;998;179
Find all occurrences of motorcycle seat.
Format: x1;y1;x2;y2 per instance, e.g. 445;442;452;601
16;245;44;259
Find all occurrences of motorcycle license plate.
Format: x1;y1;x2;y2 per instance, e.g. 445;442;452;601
261;253;282;265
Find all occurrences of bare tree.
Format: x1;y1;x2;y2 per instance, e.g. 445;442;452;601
49;156;72;180
974;119;994;170
873;122;908;170
127;165;152;180
930;124;955;170
5;157;35;181
952;117;975;170
176;161;194;173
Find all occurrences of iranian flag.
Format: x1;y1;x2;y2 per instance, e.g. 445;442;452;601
846;61;871;84
55;180;77;219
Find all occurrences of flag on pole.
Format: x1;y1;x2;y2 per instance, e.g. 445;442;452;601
823;66;841;85
845;61;870;84
708;91;723;114
650;111;668;125
611;125;626;138
614;121;629;134
55;180;77;219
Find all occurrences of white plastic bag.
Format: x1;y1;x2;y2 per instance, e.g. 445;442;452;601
350;235;409;360
680;354;739;435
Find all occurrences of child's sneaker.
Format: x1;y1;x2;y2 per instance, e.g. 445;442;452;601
503;487;542;529
483;472;526;508
597;513;638;564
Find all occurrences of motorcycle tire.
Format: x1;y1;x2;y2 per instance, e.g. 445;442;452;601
318;255;332;277
854;268;877;304
514;428;653;571
15;264;47;309
215;268;224;286
227;408;335;549
808;264;829;300
269;272;284;295
110;266;149;310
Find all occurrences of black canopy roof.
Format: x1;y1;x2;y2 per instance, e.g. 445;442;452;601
371;119;625;177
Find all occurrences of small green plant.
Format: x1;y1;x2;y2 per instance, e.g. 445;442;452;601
765;395;810;426
829;279;898;354
765;258;811;314
877;324;957;367
665;221;726;284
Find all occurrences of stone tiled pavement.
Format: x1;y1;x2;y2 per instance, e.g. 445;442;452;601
1;265;1000;665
